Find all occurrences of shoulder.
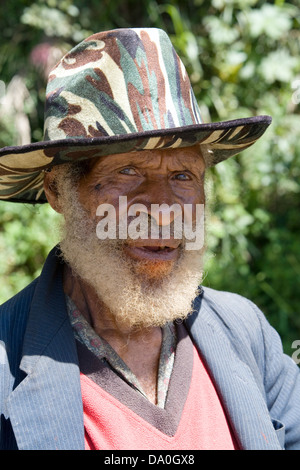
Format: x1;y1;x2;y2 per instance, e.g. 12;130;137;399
201;285;259;310
194;285;297;378
0;278;40;399
194;285;285;371
0;278;39;347
0;277;38;315
200;285;267;334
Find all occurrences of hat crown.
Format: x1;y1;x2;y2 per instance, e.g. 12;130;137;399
44;28;202;142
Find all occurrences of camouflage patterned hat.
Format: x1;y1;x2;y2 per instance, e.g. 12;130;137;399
0;28;271;203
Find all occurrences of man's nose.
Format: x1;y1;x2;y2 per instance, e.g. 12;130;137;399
127;180;183;226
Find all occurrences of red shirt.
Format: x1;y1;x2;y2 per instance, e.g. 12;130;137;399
80;342;237;450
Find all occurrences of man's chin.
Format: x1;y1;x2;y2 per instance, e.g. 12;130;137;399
131;259;176;283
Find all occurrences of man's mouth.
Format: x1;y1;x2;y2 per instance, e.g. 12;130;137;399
142;246;175;252
123;241;181;261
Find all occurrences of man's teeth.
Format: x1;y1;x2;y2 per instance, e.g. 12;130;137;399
143;246;173;251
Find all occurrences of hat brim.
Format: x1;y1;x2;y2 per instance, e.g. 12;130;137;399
0;115;271;203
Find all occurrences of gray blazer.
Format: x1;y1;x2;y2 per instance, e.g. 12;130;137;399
1;247;300;450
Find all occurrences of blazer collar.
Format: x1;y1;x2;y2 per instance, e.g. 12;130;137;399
185;293;282;450
6;247;85;450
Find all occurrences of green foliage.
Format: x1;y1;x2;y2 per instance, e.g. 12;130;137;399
0;201;60;301
0;0;300;355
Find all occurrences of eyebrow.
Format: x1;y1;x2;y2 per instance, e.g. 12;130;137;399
95;152;204;174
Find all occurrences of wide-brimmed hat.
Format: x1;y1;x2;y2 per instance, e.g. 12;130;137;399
0;28;271;203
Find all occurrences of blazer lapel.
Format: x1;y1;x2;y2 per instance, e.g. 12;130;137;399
185;293;282;450
6;248;85;450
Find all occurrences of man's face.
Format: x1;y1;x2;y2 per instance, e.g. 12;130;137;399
48;145;206;329
76;144;205;276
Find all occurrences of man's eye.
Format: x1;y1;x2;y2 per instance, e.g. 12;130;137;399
173;172;190;180
119;167;137;175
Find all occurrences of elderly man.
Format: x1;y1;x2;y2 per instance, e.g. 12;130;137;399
0;28;300;451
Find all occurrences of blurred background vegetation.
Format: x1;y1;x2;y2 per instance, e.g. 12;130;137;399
0;0;300;355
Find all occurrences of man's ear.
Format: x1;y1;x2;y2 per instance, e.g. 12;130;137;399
43;169;63;213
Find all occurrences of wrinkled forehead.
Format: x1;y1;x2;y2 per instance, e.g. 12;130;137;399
87;145;206;174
